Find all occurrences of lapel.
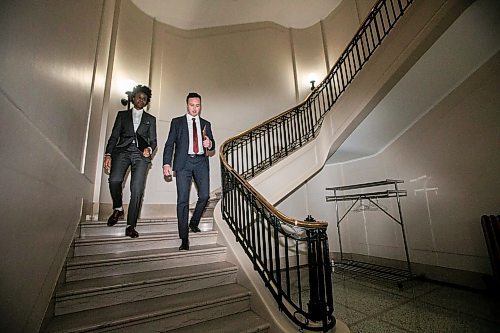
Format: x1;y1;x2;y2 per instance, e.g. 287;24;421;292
124;109;135;133
199;118;206;133
180;116;189;139
136;112;149;134
128;109;152;135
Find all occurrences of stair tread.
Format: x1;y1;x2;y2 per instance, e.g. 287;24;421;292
75;230;217;242
172;310;270;333
57;261;237;297
80;216;213;227
45;284;250;332
67;243;225;267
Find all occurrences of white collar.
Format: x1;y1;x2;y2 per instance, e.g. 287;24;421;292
186;114;199;120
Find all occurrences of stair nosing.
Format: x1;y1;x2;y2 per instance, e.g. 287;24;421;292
67;244;227;268
79;216;213;227
74;230;218;245
171;310;271;333
47;284;251;332
57;262;237;298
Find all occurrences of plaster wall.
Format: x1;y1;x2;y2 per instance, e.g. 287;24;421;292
0;0;114;331
322;0;377;66
0;0;391;330
281;52;500;276
99;0;372;216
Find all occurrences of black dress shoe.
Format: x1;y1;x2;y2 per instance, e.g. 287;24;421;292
189;223;201;233
107;210;124;226
179;239;189;251
125;226;139;238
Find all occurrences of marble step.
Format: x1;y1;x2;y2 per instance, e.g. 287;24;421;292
55;261;238;315
44;283;252;333
79;217;213;237
172;310;270;333
74;230;218;256
66;244;227;282
203;196;220;206
191;205;216;218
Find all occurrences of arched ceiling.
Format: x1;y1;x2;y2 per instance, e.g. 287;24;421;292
131;0;342;29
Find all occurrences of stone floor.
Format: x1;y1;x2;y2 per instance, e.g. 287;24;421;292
331;270;500;333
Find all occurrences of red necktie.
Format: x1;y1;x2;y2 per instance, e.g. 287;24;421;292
192;118;199;154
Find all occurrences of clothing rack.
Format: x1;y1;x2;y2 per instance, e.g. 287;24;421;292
326;179;415;286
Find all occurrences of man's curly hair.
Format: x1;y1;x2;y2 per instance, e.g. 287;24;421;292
131;85;152;103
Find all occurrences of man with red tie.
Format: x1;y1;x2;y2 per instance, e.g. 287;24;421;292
162;92;215;251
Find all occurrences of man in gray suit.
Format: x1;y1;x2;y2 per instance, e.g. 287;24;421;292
104;85;157;238
162;92;215;251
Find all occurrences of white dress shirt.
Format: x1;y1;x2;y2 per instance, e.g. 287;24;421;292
132;108;143;132
186;114;203;155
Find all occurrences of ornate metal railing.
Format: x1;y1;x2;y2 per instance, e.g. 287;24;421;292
220;0;413;330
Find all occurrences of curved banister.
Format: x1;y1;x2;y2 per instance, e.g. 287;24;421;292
220;164;328;230
219;0;414;330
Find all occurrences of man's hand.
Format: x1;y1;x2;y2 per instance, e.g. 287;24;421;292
103;155;112;172
163;164;172;177
143;148;151;158
202;136;211;149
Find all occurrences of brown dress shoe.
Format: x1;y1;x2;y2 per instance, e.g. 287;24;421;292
179;239;189;251
107;210;124;226
125;225;139;238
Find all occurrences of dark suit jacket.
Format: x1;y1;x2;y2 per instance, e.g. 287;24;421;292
105;109;157;156
163;115;215;171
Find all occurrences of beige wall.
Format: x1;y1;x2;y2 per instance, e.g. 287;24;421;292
146;21;297;208
291;22;328;101
0;0;382;330
322;0;374;66
281;52;500;278
99;0;370;215
0;0;116;331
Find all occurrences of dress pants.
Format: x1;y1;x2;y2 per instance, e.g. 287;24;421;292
109;145;151;227
175;155;210;240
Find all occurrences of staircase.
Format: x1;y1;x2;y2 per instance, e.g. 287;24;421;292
43;198;270;333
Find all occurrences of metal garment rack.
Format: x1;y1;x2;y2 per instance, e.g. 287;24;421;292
326;179;416;285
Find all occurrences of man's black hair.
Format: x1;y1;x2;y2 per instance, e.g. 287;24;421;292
131;85;152;103
186;92;201;103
